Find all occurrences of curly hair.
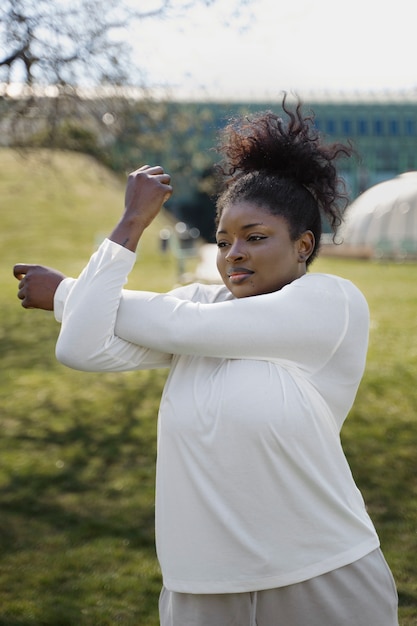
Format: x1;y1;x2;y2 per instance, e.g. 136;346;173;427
215;94;353;265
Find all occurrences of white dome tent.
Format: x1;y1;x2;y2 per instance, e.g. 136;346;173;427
339;172;417;259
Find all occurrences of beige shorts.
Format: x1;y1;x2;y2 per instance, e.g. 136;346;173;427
159;548;398;626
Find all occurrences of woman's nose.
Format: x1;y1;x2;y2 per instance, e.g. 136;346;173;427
225;241;246;261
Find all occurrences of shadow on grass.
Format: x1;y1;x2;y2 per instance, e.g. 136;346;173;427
0;367;165;625
342;369;417;619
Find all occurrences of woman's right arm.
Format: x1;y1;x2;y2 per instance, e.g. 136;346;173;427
54;165;173;373
14;165;174;373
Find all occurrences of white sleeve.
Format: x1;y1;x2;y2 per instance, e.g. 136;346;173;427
54;277;77;323
56;239;368;375
55;240;172;372
116;281;356;370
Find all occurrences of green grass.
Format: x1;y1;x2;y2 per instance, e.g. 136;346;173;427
1;149;417;624
313;257;417;622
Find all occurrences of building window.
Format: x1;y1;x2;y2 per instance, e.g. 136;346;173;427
405;119;415;136
373;119;384;136
342;119;352;135
326;119;336;134
388;119;399;136
358;119;368;135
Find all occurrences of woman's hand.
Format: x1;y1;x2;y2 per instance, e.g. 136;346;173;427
13;264;66;310
110;165;173;252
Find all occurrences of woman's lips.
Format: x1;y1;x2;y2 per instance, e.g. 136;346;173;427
227;269;254;283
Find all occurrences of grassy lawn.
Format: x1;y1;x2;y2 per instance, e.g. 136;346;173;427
1;149;416;624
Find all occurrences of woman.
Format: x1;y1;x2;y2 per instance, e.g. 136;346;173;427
14;97;398;625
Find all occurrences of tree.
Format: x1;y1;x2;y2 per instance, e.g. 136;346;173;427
0;0;252;146
1;0;244;88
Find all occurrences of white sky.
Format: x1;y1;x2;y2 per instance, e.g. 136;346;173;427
130;0;417;99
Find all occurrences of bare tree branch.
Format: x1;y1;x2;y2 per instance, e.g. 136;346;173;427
0;0;252;147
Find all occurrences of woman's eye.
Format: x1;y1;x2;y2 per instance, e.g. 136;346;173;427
248;235;266;242
216;241;229;248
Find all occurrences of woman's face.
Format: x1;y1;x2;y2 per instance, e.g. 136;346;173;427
216;201;313;298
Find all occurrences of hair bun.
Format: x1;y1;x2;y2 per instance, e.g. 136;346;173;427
218;95;352;204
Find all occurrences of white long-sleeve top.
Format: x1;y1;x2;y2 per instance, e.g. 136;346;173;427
54;238;379;594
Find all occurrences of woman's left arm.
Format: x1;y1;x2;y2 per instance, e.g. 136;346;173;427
55;164;173;372
116;273;369;372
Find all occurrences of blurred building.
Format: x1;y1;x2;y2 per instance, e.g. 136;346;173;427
3;86;417;208
175;90;417;201
299;91;417;198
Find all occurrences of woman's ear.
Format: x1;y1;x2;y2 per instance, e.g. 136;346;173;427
297;230;315;262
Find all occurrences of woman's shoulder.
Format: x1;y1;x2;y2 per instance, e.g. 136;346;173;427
298;271;361;290
168;282;234;304
297;272;368;310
